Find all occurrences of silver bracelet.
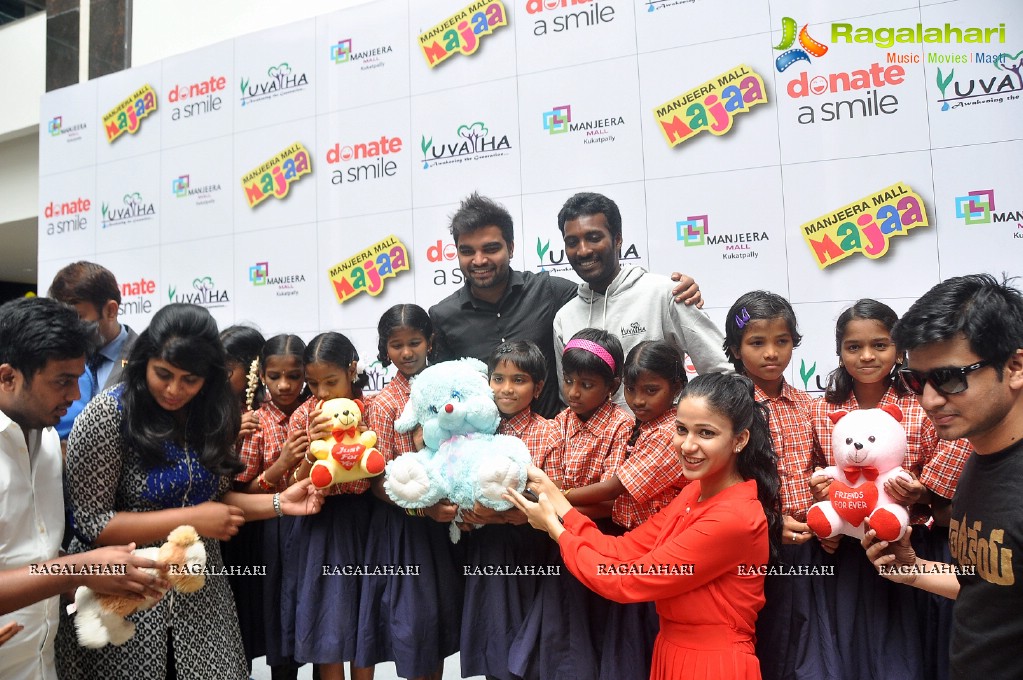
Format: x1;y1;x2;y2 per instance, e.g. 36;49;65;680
272;492;284;518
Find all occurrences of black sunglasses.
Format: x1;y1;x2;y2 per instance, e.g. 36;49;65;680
898;360;992;396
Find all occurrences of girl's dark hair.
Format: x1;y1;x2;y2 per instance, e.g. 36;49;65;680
260;334;310;405
220;325;265;368
824;299;907;404
488;340;547;385
684;372;783;565
623;340;687;390
220;324;266;408
723;291;802;373
376;304;433;367
122;304;241;476
305;332;368;398
562;328;624;387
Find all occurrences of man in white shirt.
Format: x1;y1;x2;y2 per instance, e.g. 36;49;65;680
0;297;165;680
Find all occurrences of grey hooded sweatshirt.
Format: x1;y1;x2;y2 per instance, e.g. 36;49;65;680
553;265;732;410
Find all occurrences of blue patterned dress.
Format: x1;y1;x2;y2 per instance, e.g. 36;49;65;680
55;385;248;679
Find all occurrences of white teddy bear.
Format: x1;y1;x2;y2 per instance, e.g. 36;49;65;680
383;358;532;542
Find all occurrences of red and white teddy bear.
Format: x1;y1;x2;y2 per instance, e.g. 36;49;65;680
806;405;913;542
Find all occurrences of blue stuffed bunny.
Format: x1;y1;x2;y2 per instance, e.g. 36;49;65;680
383;358;531;542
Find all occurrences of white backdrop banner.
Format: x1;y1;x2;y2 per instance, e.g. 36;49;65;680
38;0;1023;392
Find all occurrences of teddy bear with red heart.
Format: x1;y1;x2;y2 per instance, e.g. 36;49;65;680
807;405;912;542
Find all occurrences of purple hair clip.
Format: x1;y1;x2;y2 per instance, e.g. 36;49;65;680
735;307;751;329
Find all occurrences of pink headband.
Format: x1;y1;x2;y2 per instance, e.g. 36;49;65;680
565;338;616;372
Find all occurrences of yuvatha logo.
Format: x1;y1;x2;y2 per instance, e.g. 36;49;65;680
101;193;156;229
420;121;512;169
676;215;709;246
955;190;995;225
774;17;829;72
543;105;571;134
239;63;309;107
935;52;1023;112
168;276;230;307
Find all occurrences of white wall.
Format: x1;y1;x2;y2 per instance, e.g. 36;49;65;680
131;0;373;66
0;13;46;140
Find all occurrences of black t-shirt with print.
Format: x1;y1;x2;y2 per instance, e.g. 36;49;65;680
949;437;1023;679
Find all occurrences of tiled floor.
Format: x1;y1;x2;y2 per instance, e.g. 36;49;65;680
251;654;482;679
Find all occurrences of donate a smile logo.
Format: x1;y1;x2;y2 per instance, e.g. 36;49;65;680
774;17;829;72
955;190;995;225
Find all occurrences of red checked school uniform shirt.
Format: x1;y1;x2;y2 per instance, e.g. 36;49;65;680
754;381;816;522
366;372;417;462
547;400;633;490
613;409;688;530
498;408;563;488
235;400;292;492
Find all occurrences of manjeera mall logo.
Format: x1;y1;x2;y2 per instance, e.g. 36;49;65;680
330;38;393;70
542;104;624;145
954;190;1023;226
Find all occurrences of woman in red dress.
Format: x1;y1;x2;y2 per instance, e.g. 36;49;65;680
507;372;782;680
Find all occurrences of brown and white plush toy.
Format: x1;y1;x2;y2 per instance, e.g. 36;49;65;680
73;525;207;648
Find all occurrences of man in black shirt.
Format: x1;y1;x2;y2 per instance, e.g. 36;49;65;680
429;193;700;417
863;274;1023;680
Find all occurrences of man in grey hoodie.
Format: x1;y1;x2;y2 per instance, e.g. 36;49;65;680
553;192;732;410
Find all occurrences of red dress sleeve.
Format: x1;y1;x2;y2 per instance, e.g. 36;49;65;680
558;481;765;604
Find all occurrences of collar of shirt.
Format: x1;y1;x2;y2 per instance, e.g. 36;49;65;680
99;324;129;363
752;378;803;405
637;408;675;435
457;269;525;310
259;399;291;427
389;371;412;395
563;400;621;439
500;408;534;438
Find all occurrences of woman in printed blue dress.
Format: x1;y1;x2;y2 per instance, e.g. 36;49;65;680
55;304;323;680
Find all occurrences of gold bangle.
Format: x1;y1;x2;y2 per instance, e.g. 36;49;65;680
563;488;573;498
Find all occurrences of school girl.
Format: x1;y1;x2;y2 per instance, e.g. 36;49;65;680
219;324;267;669
287;333;375;680
234;334;309;679
722;291;834;680
459;340;561;680
357;305;461;680
509;328;634;680
808;300;972;680
557;340;689;680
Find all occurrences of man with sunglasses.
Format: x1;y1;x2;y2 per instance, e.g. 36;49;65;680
863;273;1023;680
